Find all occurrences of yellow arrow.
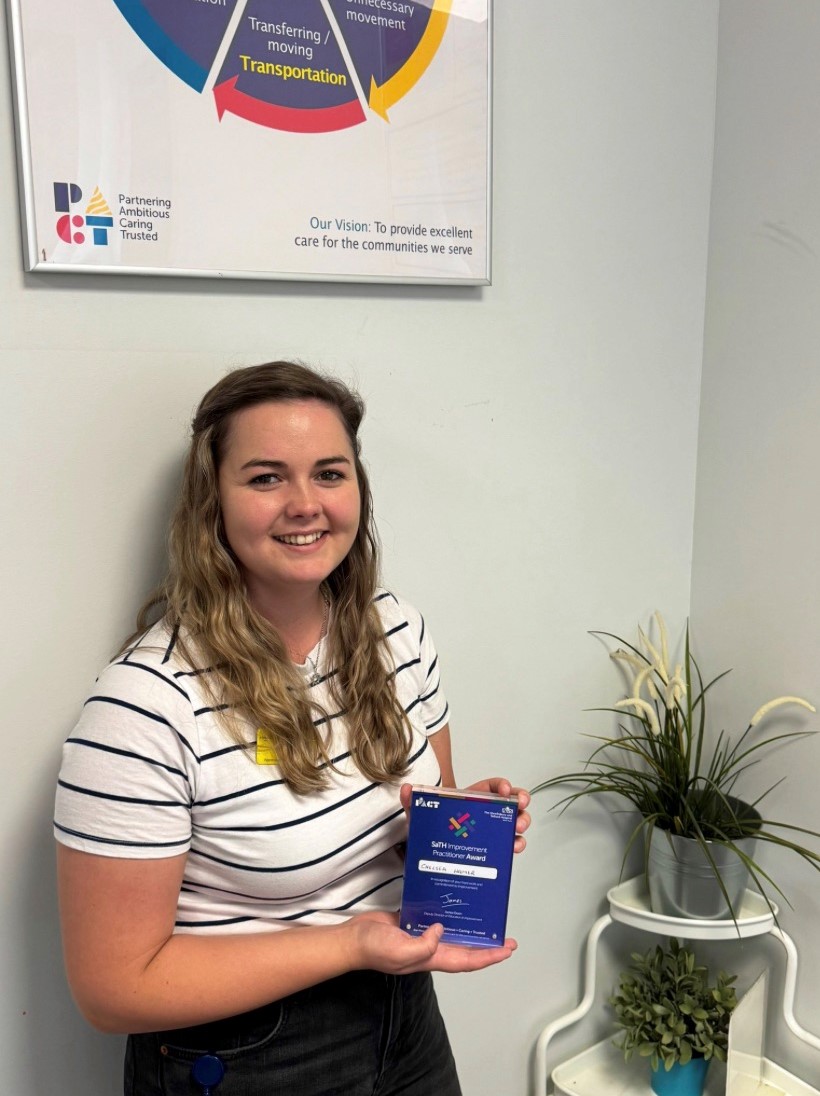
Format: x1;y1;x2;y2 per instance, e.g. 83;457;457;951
369;0;452;122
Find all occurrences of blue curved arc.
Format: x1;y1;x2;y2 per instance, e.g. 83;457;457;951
111;0;208;92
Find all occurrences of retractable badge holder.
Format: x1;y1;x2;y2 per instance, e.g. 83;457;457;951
191;1054;225;1095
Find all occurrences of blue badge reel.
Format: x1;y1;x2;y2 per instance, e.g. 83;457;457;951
191;1053;225;1094
399;786;518;948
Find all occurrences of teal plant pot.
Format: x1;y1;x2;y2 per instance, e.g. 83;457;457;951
650;1057;710;1096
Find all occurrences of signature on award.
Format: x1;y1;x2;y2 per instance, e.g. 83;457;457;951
440;892;466;908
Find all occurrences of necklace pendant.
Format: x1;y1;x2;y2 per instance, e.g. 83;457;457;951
308;671;321;686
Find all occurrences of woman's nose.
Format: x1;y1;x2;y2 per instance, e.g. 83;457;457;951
285;480;321;517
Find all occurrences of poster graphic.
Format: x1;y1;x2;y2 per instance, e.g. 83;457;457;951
7;0;491;283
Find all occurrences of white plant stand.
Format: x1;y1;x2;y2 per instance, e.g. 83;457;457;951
533;877;820;1096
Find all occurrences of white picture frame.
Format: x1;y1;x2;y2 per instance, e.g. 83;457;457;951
6;0;492;285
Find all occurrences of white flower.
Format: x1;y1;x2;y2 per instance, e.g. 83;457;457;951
638;626;668;685
749;696;816;727
655;611;670;682
611;648;646;673
665;664;686;708
615;697;660;736
633;665;660;703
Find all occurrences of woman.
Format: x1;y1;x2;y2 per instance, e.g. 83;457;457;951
55;361;529;1095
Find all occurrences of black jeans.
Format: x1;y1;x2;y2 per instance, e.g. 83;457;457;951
124;970;462;1096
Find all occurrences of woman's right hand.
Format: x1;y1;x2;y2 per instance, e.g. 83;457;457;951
345;911;517;975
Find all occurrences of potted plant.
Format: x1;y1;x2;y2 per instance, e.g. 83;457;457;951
610;937;737;1096
532;613;820;920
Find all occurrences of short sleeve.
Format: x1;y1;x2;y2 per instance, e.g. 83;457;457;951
378;591;450;738
54;657;200;858
415;611;449;734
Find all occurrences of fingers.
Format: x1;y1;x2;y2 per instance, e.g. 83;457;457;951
423;937;518;974
465;778;529;807
464;779;531;854
513;788;531;854
514;787;532;813
470;776;512;797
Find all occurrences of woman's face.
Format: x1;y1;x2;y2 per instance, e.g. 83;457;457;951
217;399;361;612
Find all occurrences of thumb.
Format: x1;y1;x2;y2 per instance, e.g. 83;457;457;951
417;922;444;957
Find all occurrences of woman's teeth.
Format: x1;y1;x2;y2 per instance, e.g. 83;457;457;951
275;532;324;545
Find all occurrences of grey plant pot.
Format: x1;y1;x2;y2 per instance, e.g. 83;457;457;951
647;824;758;920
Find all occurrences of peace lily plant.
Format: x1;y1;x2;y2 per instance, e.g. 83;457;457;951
532;612;820;918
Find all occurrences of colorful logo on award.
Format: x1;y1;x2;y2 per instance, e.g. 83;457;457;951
54;182;114;246
448;812;476;839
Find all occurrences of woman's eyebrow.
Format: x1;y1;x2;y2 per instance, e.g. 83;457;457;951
315;456;352;467
239;455;351;471
239;458;286;471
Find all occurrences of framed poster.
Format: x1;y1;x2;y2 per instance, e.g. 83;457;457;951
6;0;491;284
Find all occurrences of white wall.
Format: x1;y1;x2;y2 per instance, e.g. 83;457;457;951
0;2;717;1094
692;0;820;1079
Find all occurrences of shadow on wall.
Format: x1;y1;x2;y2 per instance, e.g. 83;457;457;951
19;761;124;1093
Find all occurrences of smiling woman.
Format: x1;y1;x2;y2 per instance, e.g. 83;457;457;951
53;360;530;1096
217;400;361;628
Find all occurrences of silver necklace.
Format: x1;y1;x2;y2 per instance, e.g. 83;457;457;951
304;594;330;686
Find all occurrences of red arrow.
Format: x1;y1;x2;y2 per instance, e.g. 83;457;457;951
214;77;365;133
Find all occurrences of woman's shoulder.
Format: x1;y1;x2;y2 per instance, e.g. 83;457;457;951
372;588;421;624
372;588;429;646
93;619;210;705
116;619;195;672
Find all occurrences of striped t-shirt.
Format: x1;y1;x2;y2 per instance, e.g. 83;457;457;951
54;591;447;933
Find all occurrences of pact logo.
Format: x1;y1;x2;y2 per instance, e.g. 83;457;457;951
414;795;439;809
53;181;114;246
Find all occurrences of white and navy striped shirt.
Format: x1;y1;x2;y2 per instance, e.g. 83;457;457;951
54;591;447;933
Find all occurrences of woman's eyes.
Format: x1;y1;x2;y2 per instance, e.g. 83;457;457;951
247;469;345;486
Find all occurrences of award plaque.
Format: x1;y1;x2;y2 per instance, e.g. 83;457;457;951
399;785;518;948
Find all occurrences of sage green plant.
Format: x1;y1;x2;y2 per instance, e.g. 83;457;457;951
610;938;737;1071
531;613;820;917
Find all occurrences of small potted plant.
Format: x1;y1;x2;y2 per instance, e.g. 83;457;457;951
532;612;820;921
610;937;737;1096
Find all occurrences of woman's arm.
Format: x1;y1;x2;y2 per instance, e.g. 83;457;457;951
57;843;515;1035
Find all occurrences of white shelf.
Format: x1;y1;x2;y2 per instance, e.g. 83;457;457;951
729;1057;820;1096
552;1037;725;1096
607;877;777;939
535;882;819;1095
551;1038;818;1096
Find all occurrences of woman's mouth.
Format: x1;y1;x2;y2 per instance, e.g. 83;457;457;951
274;531;326;546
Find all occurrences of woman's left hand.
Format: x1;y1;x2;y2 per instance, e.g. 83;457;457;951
465;778;530;853
399;778;531;853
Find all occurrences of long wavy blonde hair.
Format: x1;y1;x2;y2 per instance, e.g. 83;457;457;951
129;361;412;794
